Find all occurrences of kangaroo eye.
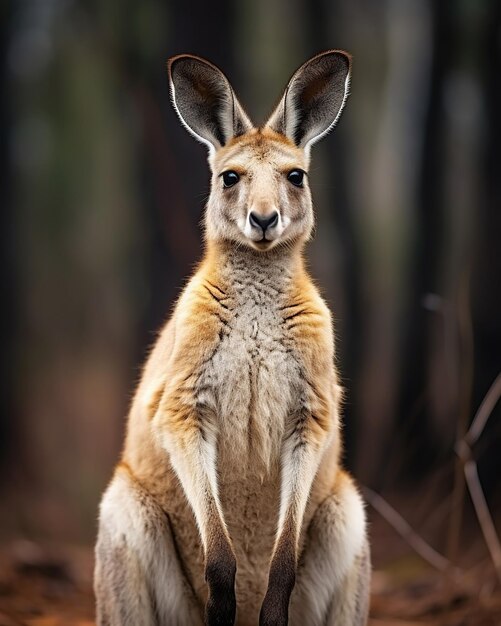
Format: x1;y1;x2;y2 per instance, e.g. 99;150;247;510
222;170;240;188
287;169;304;187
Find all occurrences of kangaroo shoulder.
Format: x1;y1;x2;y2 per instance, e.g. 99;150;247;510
286;272;334;343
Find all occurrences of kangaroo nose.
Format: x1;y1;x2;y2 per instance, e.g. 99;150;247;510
249;211;279;233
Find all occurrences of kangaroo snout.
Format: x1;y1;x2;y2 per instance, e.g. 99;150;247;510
249;210;279;234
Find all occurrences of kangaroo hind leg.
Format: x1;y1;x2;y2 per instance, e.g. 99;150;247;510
94;465;202;626
290;471;371;626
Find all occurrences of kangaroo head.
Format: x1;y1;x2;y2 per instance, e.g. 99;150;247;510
168;51;351;252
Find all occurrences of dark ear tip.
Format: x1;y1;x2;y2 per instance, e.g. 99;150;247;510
337;50;352;72
167;54;194;81
167;54;228;83
319;49;352;70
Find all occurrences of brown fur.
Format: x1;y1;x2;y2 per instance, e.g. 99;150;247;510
95;51;369;626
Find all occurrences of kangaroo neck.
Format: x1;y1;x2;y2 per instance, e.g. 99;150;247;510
203;239;305;305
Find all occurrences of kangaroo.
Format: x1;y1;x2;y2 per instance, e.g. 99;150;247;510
94;50;370;626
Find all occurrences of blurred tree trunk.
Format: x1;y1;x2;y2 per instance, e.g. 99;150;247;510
470;0;501;496
139;0;238;340
298;0;362;466
394;0;453;482
3;0;146;539
0;0;15;472
340;0;433;485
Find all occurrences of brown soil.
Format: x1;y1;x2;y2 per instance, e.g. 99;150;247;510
0;539;499;625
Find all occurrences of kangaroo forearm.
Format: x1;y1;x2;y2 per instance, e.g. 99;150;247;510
261;401;336;625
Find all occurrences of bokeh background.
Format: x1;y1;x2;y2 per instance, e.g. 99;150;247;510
1;0;500;623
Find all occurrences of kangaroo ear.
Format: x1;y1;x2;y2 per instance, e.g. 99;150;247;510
168;54;253;153
265;50;351;151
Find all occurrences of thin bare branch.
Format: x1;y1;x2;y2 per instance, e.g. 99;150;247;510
453;371;501;585
465;372;501;446
447;270;474;566
464;460;501;585
363;486;454;573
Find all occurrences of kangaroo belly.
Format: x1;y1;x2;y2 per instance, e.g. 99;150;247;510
203;309;300;622
204;304;301;472
219;464;280;624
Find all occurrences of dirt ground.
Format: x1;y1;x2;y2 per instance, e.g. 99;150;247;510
0;538;500;626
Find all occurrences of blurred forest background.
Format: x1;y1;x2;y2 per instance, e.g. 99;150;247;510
1;0;500;624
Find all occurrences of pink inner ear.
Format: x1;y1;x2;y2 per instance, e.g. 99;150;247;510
170;55;254;150
299;73;331;105
193;77;211;98
264;52;351;148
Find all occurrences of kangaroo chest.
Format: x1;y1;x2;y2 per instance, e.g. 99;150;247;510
197;280;303;472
